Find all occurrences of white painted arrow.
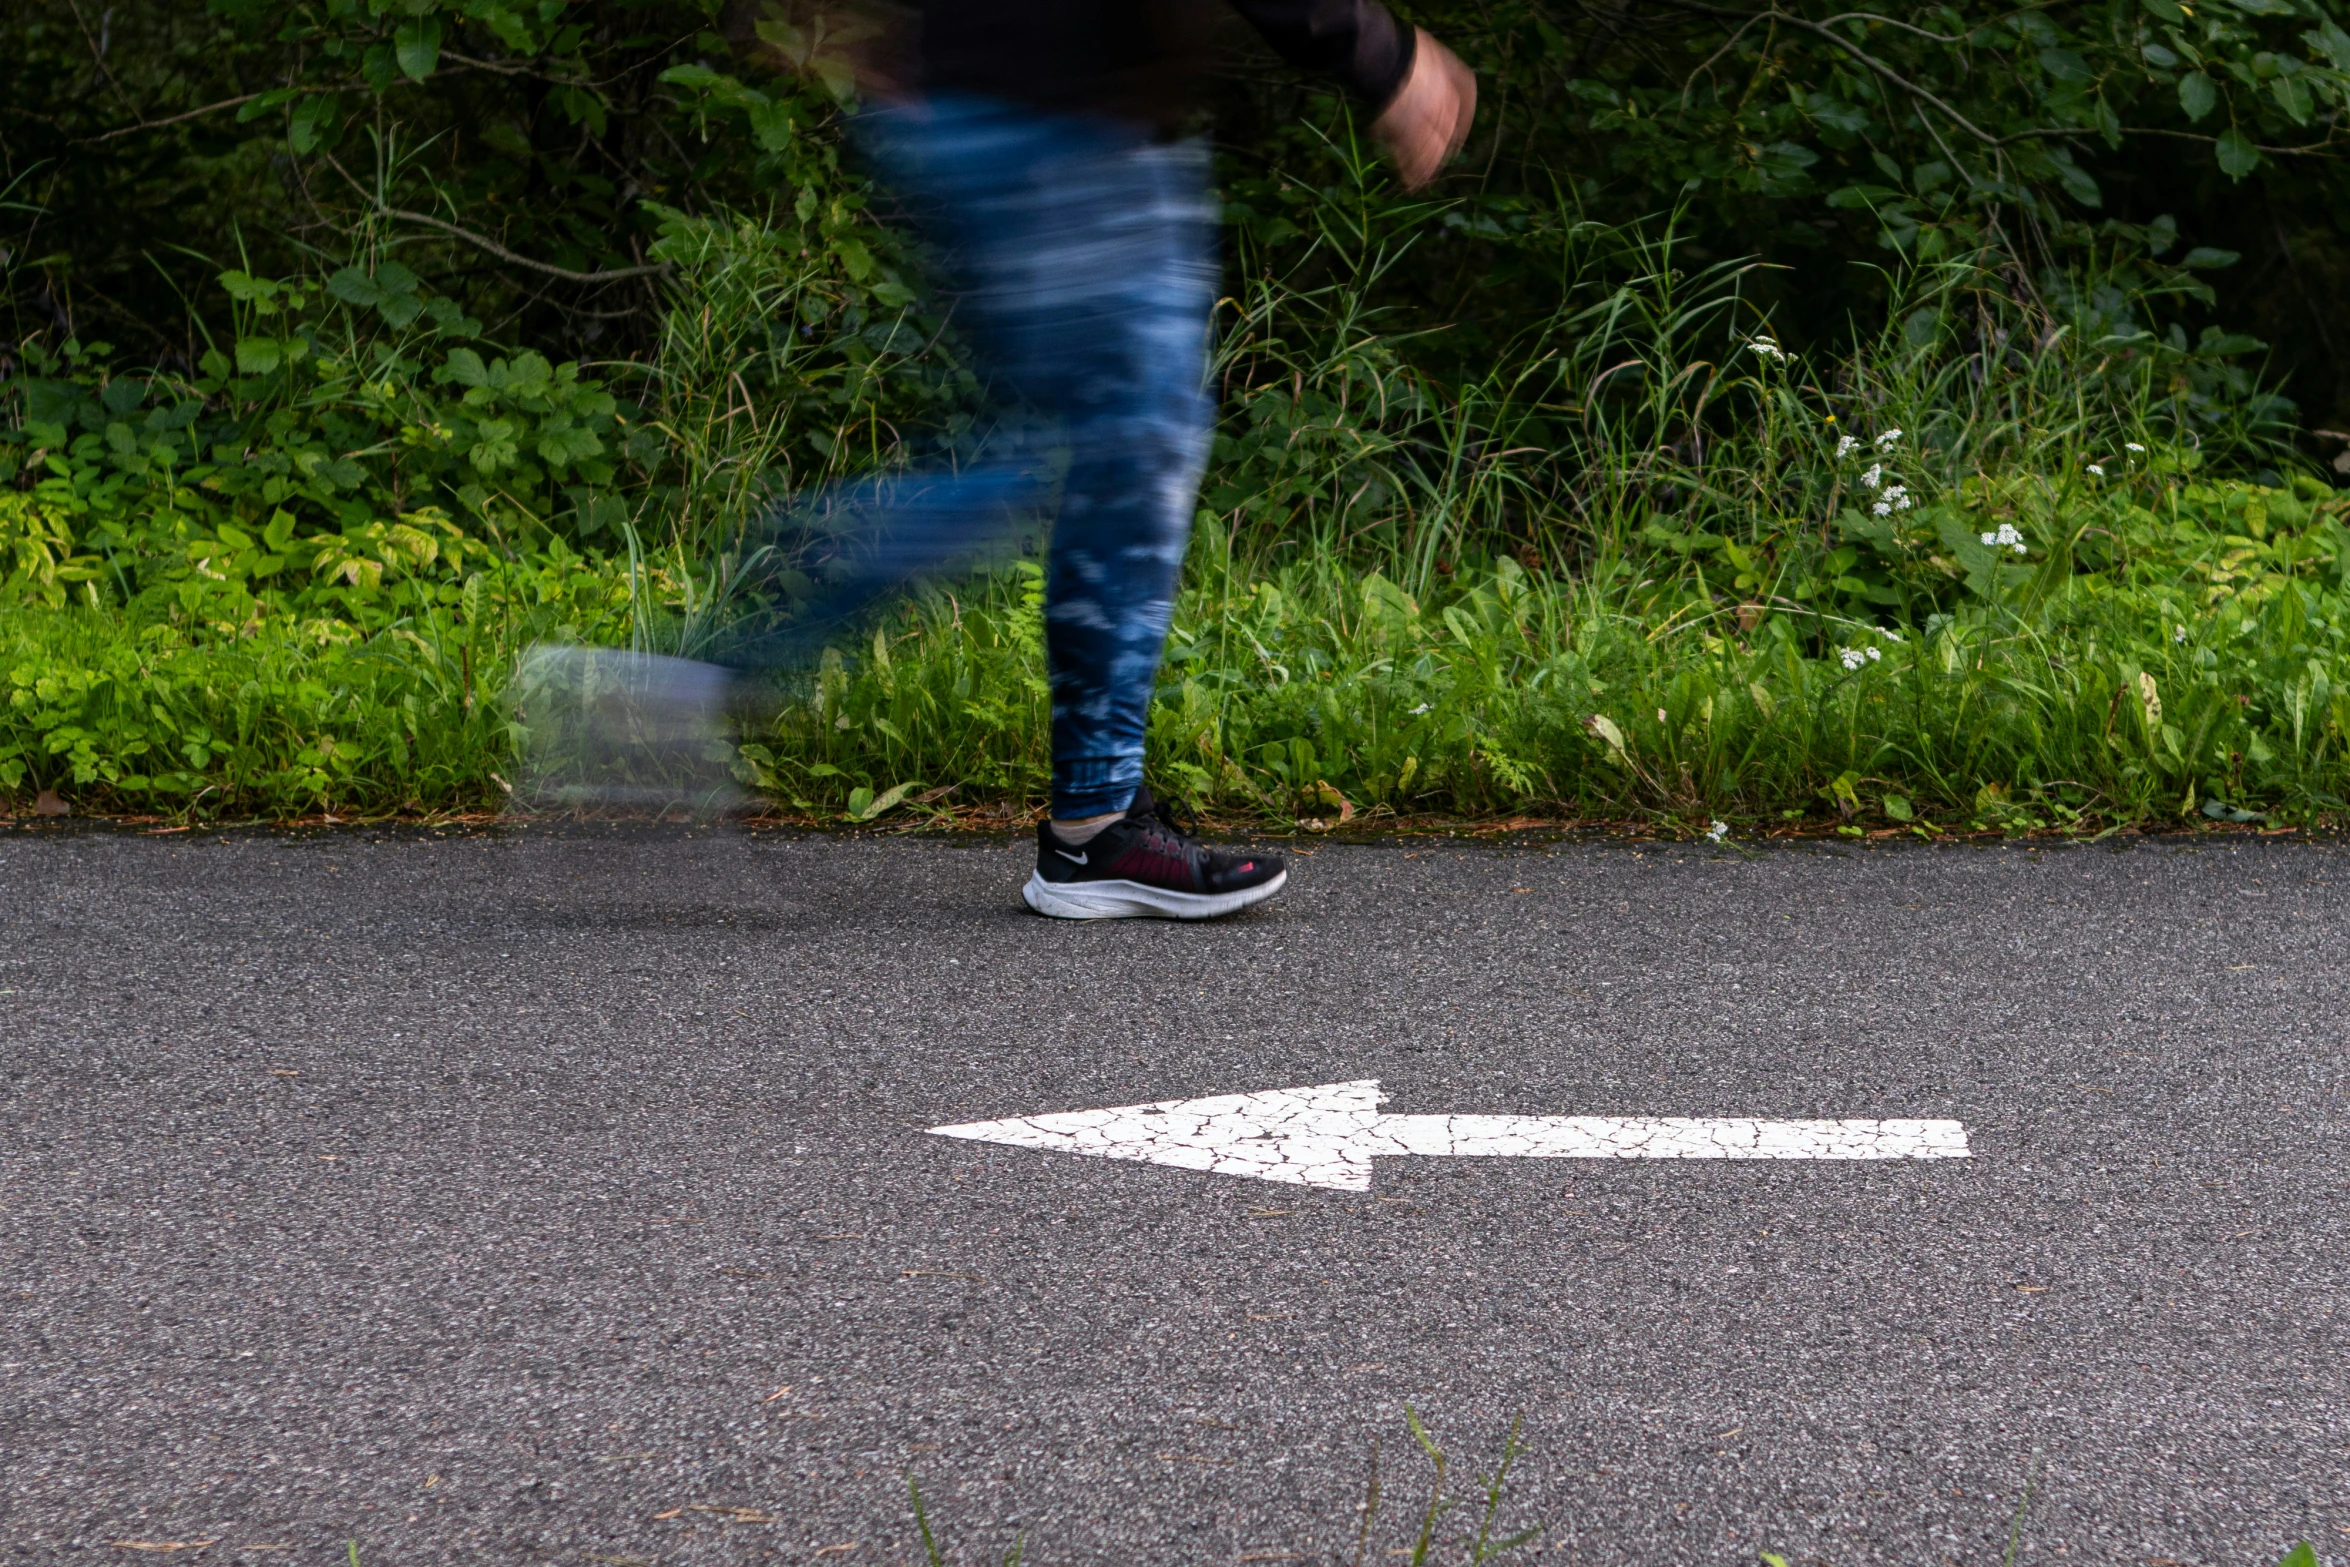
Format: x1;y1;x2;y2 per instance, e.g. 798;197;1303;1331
928;1080;1969;1191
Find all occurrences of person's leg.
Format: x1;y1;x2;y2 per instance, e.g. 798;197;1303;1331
856;103;1216;821
844;97;1286;917
713;100;1081;671
1020;139;1219;825
967;128;1282;918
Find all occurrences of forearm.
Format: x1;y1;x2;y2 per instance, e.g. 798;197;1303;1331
1227;0;1419;110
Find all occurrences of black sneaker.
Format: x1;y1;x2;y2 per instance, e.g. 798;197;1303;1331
1023;788;1287;920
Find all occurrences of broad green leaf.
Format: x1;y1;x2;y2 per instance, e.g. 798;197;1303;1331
657;63;728;91
2197;327;2264;354
325;266;384;307
361;43;396;94
2307;21;2350;73
234;338;283;375
2054;160;2102;207
830;234;875;283
441;348;488;388
2180;246;2241;269
1825;183;1901;209
746;100;794;152
2179;71;2218;120
394;17;442;81
2272;1544;2318;1567
477;3;535;53
536;425;603;466
853;781;915;820
2214;127;2260;177
2272;72;2314;124
467;419;519;473
2038;47;2093;82
287;98;328;154
217;270;275;305
2140;0;2184;20
235;86;303;123
1806;93;1870;137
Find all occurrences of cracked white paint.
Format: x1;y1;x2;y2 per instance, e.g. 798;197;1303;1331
927;1080;1969;1191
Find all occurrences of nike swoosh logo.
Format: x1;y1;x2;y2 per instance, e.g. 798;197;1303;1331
1055;849;1088;865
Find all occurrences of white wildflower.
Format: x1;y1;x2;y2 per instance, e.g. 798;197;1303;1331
2173;625;2188;644
1868;646;1882;662
1749;336;1786;361
1879;627;1905;642
1875;428;1904;450
2126;442;2147;453
1409;702;1432;715
1860;463;1884;489
1873;500;1892;517
1836;434;1859;459
1840;648;1868;671
1980;522;2026;554
1706;820;1729;843
2087;463;2106;477
1880;483;1912;512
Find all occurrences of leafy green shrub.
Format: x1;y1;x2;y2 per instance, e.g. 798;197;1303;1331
0;534;636;810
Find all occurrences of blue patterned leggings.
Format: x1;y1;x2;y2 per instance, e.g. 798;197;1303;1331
838;96;1217;819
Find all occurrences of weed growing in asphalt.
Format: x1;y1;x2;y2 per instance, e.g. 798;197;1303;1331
1362;1410;1543;1566
908;1473;1024;1567
904;1411;1540;1565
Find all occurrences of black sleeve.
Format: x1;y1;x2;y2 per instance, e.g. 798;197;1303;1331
1227;0;1418;110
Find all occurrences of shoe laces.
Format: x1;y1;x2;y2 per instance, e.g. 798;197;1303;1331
1129;793;1204;860
1145;793;1201;839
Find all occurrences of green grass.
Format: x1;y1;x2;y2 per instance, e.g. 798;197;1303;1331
11;460;2350;835
4;179;2345;832
730;466;2350;837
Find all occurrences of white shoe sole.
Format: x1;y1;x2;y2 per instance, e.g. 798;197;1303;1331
1022;868;1288;921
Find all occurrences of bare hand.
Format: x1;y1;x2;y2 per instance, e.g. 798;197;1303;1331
1370;29;1477;192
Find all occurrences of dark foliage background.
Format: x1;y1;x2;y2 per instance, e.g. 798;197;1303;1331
1218;0;2350;426
10;0;2350;421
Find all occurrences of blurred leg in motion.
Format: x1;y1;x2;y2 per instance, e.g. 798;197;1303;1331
816;95;1217;821
515;91;1284;912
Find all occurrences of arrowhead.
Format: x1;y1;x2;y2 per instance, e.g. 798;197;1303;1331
928;1080;1388;1191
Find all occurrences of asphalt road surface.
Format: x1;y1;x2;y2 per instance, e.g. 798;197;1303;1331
4;826;2345;1567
